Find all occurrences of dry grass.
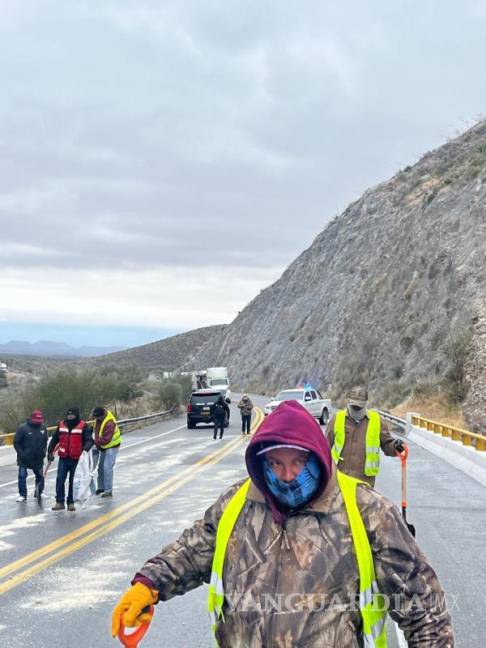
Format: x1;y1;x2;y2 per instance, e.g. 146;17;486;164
391;392;466;429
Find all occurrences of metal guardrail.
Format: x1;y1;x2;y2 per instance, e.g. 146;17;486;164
411;414;486;452
0;408;177;444
376;409;406;431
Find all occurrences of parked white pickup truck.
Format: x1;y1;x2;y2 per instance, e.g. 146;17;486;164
263;388;332;425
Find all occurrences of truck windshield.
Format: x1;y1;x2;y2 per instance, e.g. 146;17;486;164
211;379;229;386
275;390;304;401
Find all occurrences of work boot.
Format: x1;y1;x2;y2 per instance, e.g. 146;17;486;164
52;502;65;511
67;503;76;512
213;433;217;440
100;491;112;498
219;433;223;439
95;489;104;495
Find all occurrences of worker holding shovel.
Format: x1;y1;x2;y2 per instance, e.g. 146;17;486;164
327;385;405;486
112;400;453;647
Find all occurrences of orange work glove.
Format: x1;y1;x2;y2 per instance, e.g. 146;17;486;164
111;582;158;637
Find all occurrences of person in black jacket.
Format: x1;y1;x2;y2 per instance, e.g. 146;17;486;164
212;395;230;440
48;407;93;512
14;410;48;502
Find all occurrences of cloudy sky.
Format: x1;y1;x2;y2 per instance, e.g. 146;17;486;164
1;1;486;347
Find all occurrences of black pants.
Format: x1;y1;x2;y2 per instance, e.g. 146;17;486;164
241;414;251;434
213;419;225;439
56;457;78;504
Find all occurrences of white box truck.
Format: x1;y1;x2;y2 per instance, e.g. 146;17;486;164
206;367;231;402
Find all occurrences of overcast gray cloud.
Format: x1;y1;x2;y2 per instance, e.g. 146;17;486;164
1;0;486;337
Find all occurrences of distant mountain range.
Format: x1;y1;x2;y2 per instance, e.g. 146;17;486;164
0;340;125;357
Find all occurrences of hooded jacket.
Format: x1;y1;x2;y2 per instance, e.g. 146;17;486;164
14;419;48;469
212;396;230;423
134;401;453;647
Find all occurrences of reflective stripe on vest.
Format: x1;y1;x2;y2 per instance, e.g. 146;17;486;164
331;409;382;477
207;473;387;647
98;410;121;449
337;470;387;647
58;420;84;460
207;479;251;641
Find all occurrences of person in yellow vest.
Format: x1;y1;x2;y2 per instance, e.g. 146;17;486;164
92;406;121;498
327;385;405;487
111;401;453;647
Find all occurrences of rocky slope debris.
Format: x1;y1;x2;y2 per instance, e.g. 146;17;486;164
190;121;486;424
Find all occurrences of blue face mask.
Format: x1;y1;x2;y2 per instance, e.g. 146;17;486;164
263;454;321;509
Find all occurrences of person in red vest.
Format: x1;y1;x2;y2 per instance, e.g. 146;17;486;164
47;407;93;512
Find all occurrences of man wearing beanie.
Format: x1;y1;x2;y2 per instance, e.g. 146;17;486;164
48;407;93;512
112;400;453;646
13;410;48;502
327;385;404;486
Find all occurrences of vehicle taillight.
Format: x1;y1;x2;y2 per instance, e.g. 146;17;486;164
187;403;192;412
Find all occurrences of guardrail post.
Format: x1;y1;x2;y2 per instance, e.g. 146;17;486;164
406;412;420;435
442;426;451;438
451;428;461;441
476;436;486;451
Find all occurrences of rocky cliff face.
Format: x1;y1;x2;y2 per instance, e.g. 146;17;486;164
463;302;486;432
191;121;486;421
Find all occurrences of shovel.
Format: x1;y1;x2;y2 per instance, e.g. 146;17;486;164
399;445;416;537
43;443;59;480
117;605;154;648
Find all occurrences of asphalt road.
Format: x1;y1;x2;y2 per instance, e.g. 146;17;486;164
0;395;483;647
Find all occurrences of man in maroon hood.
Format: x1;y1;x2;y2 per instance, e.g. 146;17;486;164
112;401;453;647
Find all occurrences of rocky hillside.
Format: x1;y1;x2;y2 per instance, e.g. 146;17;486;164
92;324;226;372
190;121;486;431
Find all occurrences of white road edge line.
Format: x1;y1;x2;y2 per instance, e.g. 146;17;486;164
0;423;187;489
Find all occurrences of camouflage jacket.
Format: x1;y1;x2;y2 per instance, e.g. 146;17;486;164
138;469;454;647
326;411;398;486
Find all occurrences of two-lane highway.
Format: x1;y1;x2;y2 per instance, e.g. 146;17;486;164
0;403;262;647
1;395;483;647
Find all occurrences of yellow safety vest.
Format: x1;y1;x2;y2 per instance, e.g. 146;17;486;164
331;409;381;477
207;473;387;647
98;410;121;449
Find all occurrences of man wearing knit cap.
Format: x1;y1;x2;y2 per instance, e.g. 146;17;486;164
327;384;405;486
112;400;454;647
13;410;48;502
48;407;93;511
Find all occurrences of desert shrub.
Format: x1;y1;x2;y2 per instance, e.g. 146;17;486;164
158;374;192;410
376;380;409;408
0;367;147;433
443;327;473;404
159;381;182;410
0;388;38;437
412;377;440;399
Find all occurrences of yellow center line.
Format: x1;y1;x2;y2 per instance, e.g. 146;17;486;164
0;407;263;595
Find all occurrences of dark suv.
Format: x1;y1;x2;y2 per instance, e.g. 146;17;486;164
187;390;230;429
